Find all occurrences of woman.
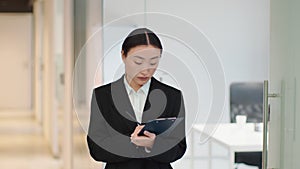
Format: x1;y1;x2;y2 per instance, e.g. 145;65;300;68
87;28;186;169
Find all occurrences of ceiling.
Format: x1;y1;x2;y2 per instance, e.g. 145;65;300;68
0;0;33;12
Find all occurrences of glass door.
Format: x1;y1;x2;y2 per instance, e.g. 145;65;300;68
268;0;300;168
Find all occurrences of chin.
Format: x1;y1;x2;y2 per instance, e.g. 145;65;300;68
137;81;146;86
136;80;147;86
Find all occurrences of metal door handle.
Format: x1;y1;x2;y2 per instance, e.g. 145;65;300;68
263;80;280;169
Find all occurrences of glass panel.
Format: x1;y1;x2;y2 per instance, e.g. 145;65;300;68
269;0;300;168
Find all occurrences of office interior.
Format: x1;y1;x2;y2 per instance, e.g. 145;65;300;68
0;0;299;169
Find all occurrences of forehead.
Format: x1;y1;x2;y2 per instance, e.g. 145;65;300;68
127;45;161;57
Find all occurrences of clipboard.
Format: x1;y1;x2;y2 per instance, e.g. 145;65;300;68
138;117;183;136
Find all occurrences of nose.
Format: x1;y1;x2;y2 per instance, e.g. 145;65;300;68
140;68;150;75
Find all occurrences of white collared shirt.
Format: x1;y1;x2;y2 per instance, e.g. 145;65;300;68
124;76;151;124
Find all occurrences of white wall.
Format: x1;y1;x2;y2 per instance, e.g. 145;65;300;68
101;0;270;124
0;13;33;110
147;0;270;124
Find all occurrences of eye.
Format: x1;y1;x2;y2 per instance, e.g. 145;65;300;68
134;61;142;65
150;62;158;66
149;57;160;66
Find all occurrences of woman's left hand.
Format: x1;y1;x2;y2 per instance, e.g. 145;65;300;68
130;125;156;149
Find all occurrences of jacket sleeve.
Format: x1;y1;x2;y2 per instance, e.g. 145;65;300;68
148;91;187;163
87;90;143;163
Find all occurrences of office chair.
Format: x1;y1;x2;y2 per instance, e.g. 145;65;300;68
230;82;263;169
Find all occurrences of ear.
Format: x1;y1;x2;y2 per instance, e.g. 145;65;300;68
121;50;126;62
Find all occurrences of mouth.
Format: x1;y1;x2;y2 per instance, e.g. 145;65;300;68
137;77;149;81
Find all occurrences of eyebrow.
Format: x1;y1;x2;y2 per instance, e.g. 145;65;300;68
133;56;160;60
150;56;160;60
133;56;145;60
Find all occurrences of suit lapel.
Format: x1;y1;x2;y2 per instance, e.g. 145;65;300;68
142;78;167;123
110;76;167;127
110;76;138;129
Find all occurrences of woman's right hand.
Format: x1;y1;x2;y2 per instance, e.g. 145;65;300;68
130;125;156;149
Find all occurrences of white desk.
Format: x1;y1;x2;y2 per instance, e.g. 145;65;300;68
192;123;263;169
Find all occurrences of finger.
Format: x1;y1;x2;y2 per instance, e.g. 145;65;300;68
131;136;154;147
137;125;145;131
131;137;144;146
132;125;145;136
134;125;144;133
131;127;140;136
144;131;156;138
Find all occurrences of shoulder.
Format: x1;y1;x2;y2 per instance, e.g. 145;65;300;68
151;77;182;97
94;83;111;94
93;76;123;95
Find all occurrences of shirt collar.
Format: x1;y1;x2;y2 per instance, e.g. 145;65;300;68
123;75;151;95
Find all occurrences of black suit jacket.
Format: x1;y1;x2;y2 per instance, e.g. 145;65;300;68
87;76;186;169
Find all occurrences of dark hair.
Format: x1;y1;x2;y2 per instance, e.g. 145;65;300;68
121;28;163;57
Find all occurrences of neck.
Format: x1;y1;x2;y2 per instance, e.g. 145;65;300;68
125;75;141;92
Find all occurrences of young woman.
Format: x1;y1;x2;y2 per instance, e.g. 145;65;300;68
87;28;186;169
